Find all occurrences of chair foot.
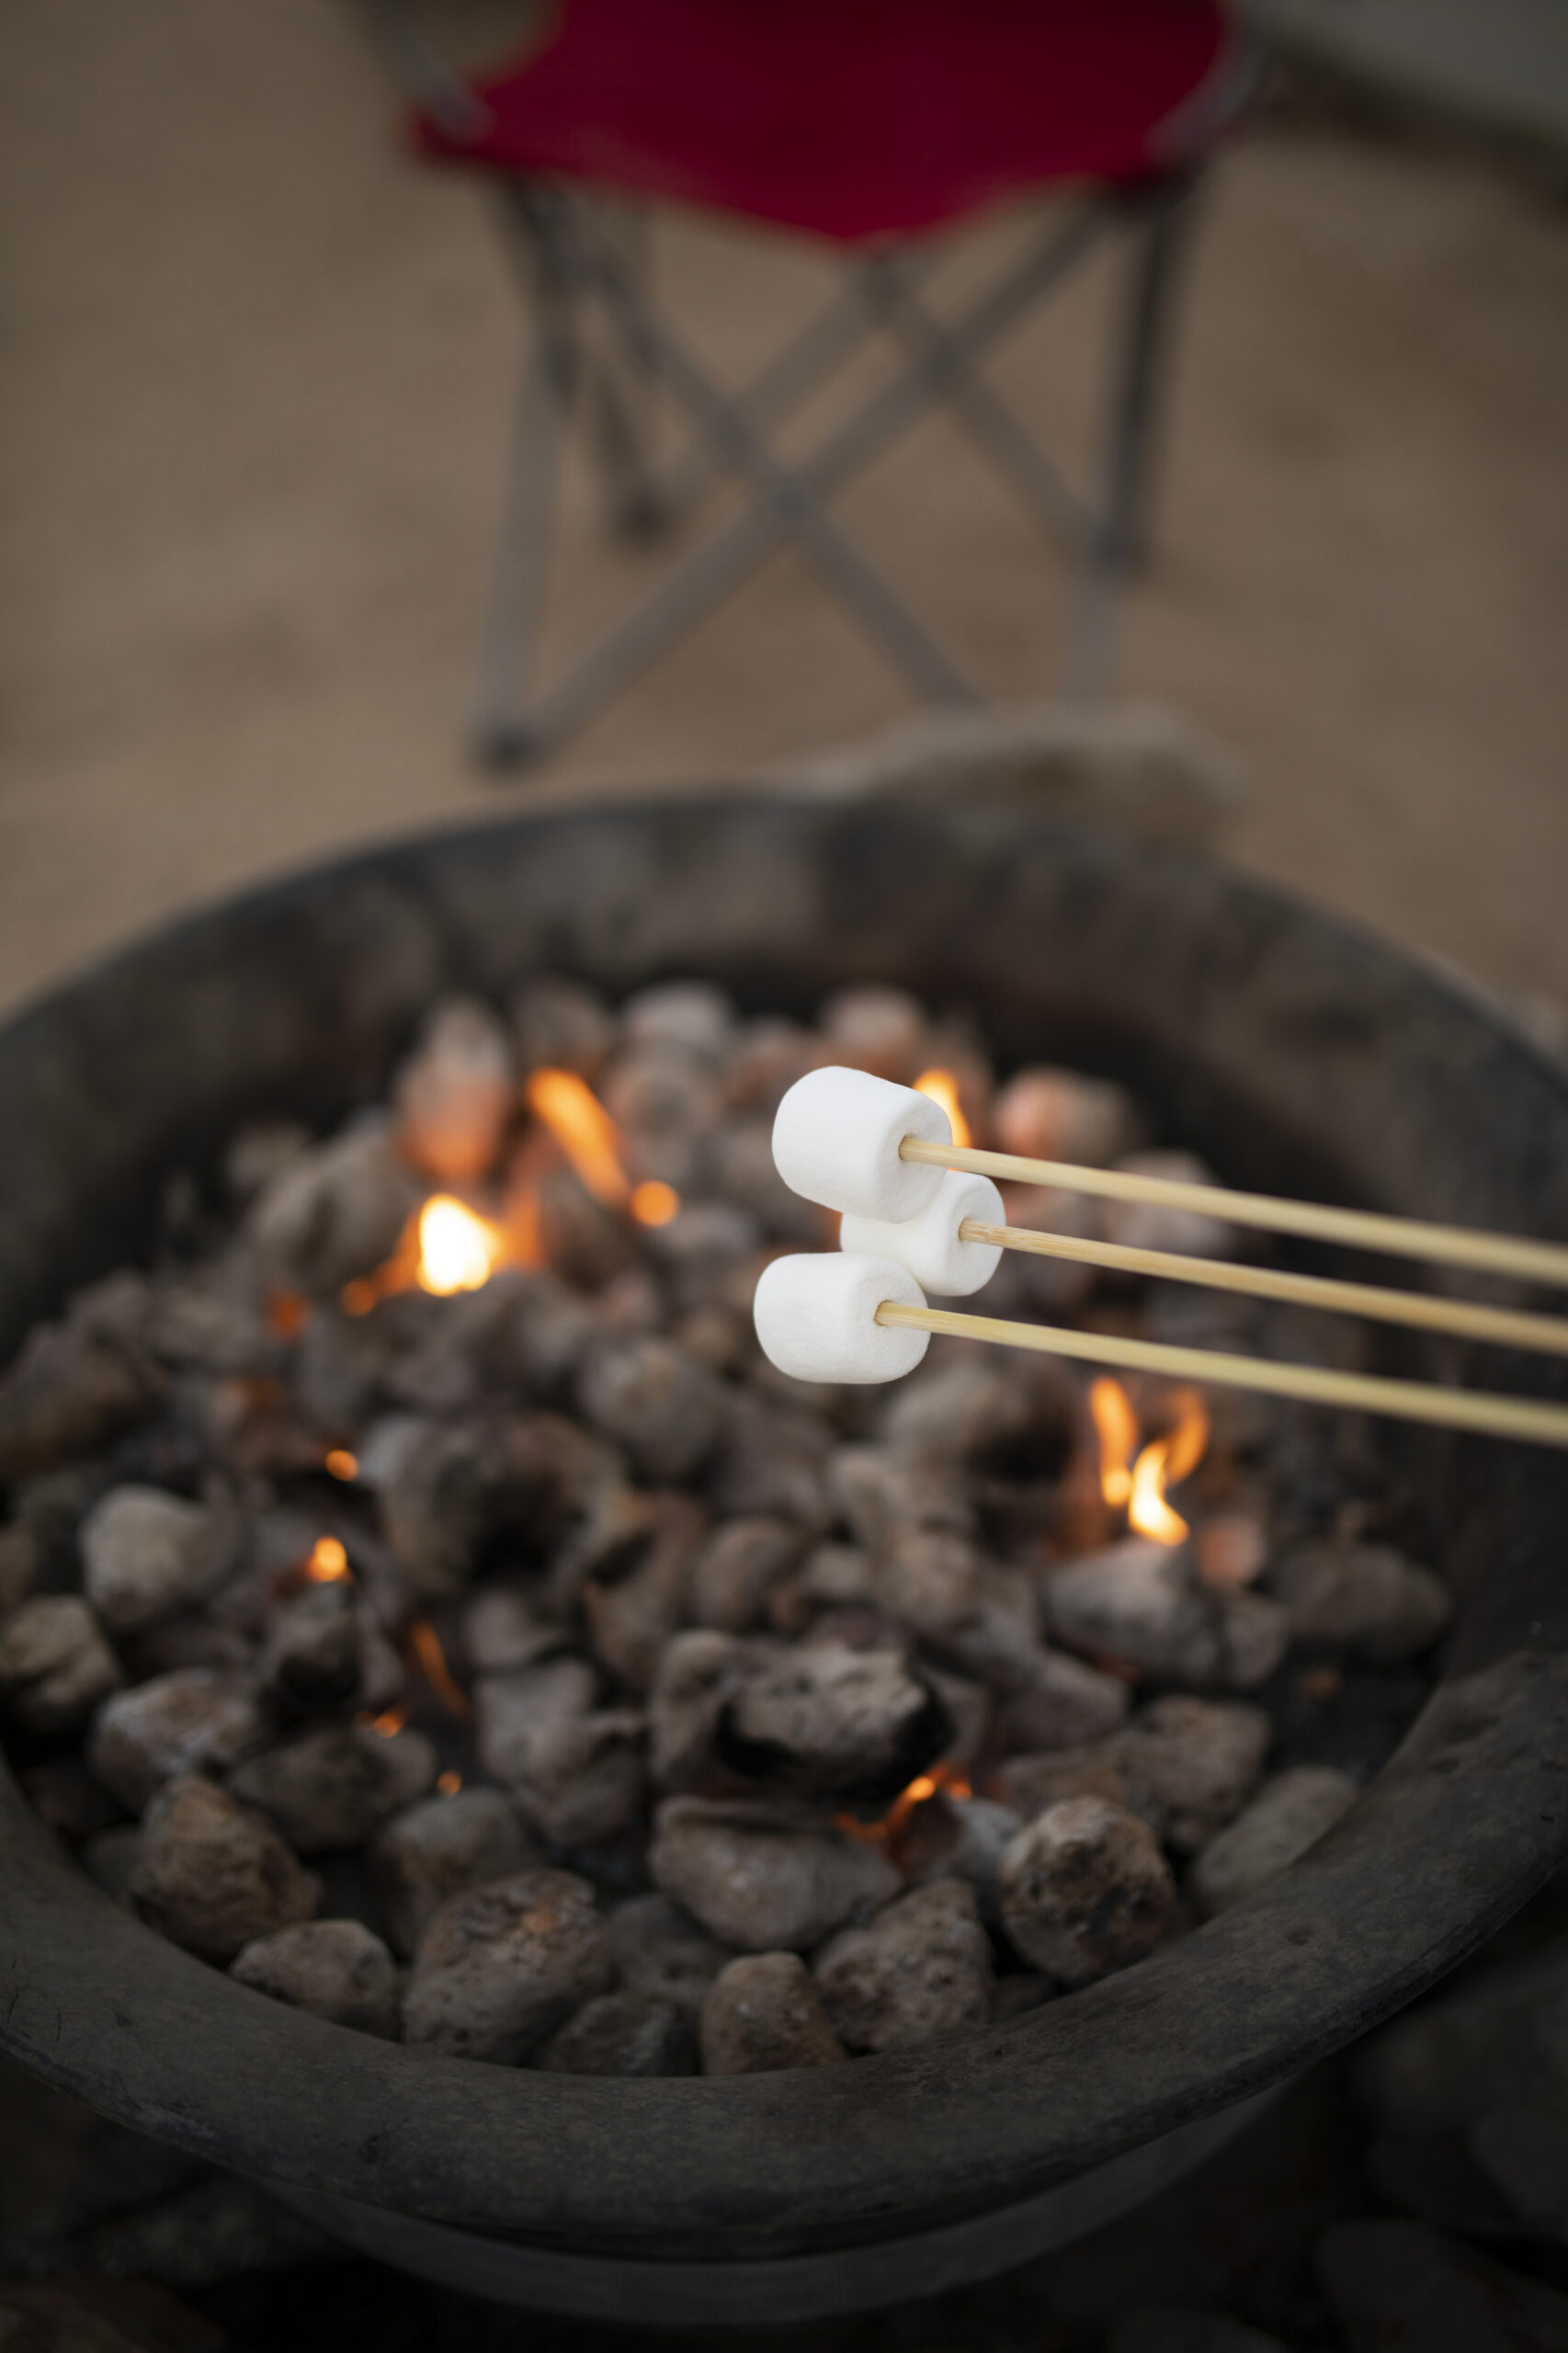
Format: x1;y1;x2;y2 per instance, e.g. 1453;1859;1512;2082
471;721;552;773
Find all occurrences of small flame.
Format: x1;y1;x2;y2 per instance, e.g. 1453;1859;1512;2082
1090;1376;1139;1509
835;1765;972;1846
324;1449;358;1482
417;1195;504;1296
525;1068;630;1209
366;1703;409;1737
1090;1379;1210;1547
631;1178;680;1227
303;1535;350;1584
1128;1388;1210;1546
408;1619;470;1721
436;1768;463;1796
915;1068;971;1150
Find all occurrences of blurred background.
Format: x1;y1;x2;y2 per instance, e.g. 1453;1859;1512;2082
2;0;1566;1030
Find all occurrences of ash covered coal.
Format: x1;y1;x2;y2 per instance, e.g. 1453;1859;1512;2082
0;978;1448;2076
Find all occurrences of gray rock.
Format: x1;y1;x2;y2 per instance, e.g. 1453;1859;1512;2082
87;1668;263;1813
131;1775;317;1961
648;1628;754;1790
827;1445;973;1552
699;1952;848;2075
710;1394;835;1531
74;2174;329;2287
536;1988;696;2075
0;1594;120;1734
576;1336;727;1483
247;1118;421;1299
606;1892;729;2012
1267;1541;1452;1662
0;1314;153;1483
1354;1932;1568;2141
1314;2217;1568;2353
1041;1540;1288;1690
369;1787;540;1957
393;995;515;1186
766;1543;878;1634
0;1521;37;1615
380;1409;617;1602
815;1880;994;2053
474;1655;645;1847
623;979;735;1059
402;1868;612;2063
229;1724;437;1853
993;1644;1132;1753
511;973;615;1079
231;1917;400;2036
819;983;930;1084
718;1639;949;1806
901;1791;1023;1926
998;1697;1269;1857
650;1795;899;1951
1000;1796;1176;1986
580;1491;707;1689
224;1119;312;1206
689;1517;806;1631
1108;2315;1287;2353
461;1584;562;1676
81;1823;143;1908
1192;1767;1361;1918
258;1582;400;1715
79;1485;236;1633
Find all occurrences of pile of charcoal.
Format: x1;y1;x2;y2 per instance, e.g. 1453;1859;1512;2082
0;979;1453;2077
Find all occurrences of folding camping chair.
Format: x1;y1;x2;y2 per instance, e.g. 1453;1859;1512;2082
372;0;1256;767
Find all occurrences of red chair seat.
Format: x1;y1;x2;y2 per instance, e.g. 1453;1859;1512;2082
415;0;1237;244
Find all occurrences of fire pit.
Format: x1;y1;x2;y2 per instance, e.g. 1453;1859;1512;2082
2;795;1567;2325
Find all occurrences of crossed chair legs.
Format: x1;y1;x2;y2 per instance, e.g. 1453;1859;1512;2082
471;176;1199;769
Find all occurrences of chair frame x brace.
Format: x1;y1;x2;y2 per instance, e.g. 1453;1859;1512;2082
472;173;1199;767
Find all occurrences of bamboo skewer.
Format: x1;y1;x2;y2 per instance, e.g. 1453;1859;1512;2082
959;1220;1568;1358
874;1300;1568;1451
900;1137;1568;1290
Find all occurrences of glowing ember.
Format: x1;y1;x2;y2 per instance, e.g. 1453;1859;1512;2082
267;1290;312;1339
417;1195;503;1296
914;1067;971;1150
366;1703;409;1738
324;1448;358;1482
436;1768;463;1796
1091;1379;1210;1547
836;1764;972;1846
303;1535;350;1584
408;1619;470;1721
631;1178;680;1227
525;1067;630;1209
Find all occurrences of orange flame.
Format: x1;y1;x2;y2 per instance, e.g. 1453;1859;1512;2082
324;1449;358;1482
267;1290;312;1339
436;1768;463;1796
303;1535;350;1584
1090;1376;1139;1510
408;1620;470;1722
1129;1388;1210;1545
1091;1379;1210;1546
525;1068;630;1208
835;1764;973;1847
364;1703;409;1737
915;1068;971;1150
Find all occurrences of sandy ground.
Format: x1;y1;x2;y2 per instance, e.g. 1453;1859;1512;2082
2;2;1566;1023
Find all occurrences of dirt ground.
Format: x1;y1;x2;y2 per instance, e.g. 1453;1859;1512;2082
3;2;1566;1024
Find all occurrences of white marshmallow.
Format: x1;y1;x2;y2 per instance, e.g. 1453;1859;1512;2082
753;1253;931;1385
841;1169;1006;1299
771;1065;950;1222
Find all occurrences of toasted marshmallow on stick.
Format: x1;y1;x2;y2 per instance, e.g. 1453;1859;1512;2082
754;1253;930;1385
840;1167;1005;1300
771;1066;949;1222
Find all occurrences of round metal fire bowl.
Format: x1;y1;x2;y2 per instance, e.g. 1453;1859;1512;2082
3;797;1567;2325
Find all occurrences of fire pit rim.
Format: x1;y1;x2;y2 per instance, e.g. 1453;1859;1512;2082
2;792;1567;2272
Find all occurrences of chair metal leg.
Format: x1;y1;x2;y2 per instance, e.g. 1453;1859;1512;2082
582;200;667;540
1060;176;1199;703
469;229;575;768
495;207;1107;763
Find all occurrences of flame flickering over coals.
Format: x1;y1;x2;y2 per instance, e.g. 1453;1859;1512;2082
303;1535;350;1584
914;1067;971;1150
342;1068;680;1317
1090;1377;1210;1546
